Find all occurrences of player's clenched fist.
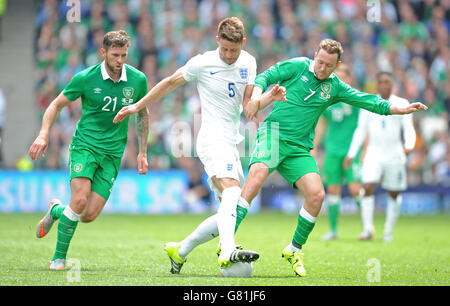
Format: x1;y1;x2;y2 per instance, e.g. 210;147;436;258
137;152;148;175
113;104;139;123
244;98;260;120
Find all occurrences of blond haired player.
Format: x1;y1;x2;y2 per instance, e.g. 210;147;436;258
243;39;427;276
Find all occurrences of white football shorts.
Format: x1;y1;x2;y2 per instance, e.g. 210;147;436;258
361;149;407;191
196;137;244;201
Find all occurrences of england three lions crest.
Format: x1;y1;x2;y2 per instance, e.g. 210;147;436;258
239;68;248;81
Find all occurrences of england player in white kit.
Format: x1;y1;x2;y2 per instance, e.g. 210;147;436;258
345;72;417;242
114;17;271;272
182;42;255;203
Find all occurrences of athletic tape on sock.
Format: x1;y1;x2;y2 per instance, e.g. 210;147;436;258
299;206;316;223
327;195;340;205
63;206;81;222
238;197;250;209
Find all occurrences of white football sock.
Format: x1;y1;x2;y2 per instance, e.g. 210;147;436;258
178;214;219;259
384;195;401;235
217;186;241;257
361;195;375;233
177;194;249;259
288;242;301;253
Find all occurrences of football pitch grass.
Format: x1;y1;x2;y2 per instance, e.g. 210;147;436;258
0;211;449;286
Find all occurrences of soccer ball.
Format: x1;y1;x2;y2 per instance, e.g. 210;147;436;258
220;262;253;277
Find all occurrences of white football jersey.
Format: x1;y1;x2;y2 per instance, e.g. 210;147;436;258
347;94;416;163
181;48;257;144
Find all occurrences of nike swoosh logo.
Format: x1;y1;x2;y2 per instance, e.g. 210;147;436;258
210;71;221;75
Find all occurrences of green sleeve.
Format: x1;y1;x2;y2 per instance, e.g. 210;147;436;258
62;71;85;101
336;80;391;115
254;59;302;92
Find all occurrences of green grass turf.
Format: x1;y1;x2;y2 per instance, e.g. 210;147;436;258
0;211;449;286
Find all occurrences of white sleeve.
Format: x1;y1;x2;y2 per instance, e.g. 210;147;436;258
402;111;416;151
180;54;202;82
347;109;369;159
247;56;257;85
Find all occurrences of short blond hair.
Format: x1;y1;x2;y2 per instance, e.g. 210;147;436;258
103;30;131;50
217;17;245;43
318;39;344;62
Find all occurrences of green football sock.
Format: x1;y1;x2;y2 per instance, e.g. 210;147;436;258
52;208;79;261
328;203;339;233
50;204;65;220
292;212;316;248
235;204;248;232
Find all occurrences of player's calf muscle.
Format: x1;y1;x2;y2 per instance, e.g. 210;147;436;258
241;165;268;203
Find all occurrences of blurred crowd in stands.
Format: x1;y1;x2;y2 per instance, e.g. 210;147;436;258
34;0;449;187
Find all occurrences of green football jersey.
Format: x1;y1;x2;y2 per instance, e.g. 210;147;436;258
63;62;148;157
322;103;359;156
254;57;391;150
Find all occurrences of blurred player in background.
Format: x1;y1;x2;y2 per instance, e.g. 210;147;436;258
29;30;149;270
114;17;284;272
344;71;417;242
243;39;427;277
312;64;363;241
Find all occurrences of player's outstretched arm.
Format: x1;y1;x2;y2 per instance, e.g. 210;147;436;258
389;102;428;114
136;107;149;175
245;84;287;120
260;84;287;109
28;92;72;160
113;69;187;124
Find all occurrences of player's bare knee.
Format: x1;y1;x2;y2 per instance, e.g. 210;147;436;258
317;189;326;204
348;185;361;198
308;189;325;207
242;173;265;202
388;191;400;199
364;184;376;196
71;196;88;213
251;167;268;185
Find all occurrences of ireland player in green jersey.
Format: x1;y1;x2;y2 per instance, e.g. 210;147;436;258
29;30;149;270
242;39;427;277
313;64;364;241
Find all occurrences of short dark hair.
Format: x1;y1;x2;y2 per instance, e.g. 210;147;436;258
376;71;393;81
103;30;131;50
217;17;245;43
